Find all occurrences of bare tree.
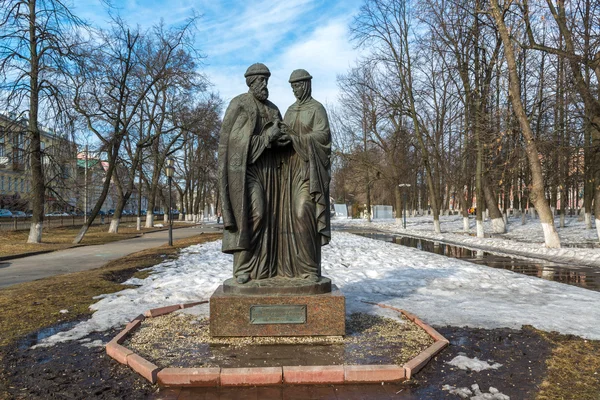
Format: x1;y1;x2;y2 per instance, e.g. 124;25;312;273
0;0;84;243
520;0;600;241
490;0;561;247
71;16;198;243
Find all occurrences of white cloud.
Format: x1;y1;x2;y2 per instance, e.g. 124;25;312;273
207;18;363;114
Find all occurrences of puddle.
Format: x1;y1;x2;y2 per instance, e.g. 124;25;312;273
19;320;80;350
357;232;600;292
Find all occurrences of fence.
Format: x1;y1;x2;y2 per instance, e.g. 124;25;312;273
0;215;143;232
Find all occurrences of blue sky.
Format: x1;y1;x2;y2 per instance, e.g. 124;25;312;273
76;0;365;112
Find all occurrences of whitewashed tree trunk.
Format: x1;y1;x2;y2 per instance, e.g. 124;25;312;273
27;222;43;243
560;214;565;228
521;212;526;225
503;212;508;226
178;213;183;221
476;220;484;238
145;212;154;228
433;219;441;233
585;212;592;229
74;225;89;244
463;217;469;231
541;223;561;248
596;219;600;243
136;216;141;231
491;217;506;234
163;214;168;223
108;218;120;233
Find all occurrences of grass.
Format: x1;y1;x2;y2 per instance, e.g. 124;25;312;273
0;233;221;348
536;331;600;400
0;222;191;258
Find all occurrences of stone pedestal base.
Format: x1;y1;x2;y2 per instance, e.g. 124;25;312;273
209;285;345;337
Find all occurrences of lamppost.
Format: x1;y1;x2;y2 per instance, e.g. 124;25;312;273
398;183;411;229
165;158;175;246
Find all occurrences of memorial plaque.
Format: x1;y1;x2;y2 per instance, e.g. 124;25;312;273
250;305;307;325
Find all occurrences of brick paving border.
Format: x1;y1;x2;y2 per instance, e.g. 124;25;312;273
105;300;448;387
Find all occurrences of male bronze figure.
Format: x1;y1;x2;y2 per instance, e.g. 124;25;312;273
218;63;284;284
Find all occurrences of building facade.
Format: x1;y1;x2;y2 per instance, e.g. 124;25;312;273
0;111;77;212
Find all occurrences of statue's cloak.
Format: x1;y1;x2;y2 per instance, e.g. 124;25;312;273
218;92;280;253
283;97;332;246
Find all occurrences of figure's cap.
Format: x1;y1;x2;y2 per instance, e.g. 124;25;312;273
244;63;271;78
289;69;313;83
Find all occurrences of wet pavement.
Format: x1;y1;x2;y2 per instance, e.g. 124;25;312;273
356;231;600;292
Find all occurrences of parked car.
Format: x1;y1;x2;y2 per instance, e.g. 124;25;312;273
0;209;13;218
11;211;27;218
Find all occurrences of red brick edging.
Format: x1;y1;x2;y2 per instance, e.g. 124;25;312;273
105;300;448;386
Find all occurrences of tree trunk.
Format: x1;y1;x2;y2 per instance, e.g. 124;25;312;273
27;0;44;244
108;192;130;233
490;0;560;248
483;175;505;233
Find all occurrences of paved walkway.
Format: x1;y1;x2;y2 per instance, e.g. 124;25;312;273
0;225;222;288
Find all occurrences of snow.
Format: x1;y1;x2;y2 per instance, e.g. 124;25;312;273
332;214;600;267
443;384;510;400
33;220;600;347
447;354;502;372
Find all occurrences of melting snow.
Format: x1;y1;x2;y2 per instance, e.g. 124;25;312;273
447;354;503;372
33;224;600;347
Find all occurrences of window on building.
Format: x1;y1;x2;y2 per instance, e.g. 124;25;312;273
8;177;11;191
0;143;4;157
40;141;45;150
12;132;24;148
13;148;24;164
20;178;24;192
0;176;4;192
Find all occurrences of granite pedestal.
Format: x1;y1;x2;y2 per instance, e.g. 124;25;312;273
210;277;345;337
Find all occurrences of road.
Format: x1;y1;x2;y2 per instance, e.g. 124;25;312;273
0;225;222;288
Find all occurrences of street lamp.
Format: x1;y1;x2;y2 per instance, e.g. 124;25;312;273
398;184;411;229
165;158;175;246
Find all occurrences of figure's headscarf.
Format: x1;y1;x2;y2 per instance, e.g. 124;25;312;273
289;69;313;104
297;80;312;104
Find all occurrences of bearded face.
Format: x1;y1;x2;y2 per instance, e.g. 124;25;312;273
249;75;269;101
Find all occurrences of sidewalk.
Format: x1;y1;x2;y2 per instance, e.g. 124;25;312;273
0;225;222;288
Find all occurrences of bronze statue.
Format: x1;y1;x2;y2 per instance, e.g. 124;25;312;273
218;65;331;285
218;63;284;284
278;69;331;282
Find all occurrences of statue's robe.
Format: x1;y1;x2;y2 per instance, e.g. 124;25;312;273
278;97;331;278
218;92;282;279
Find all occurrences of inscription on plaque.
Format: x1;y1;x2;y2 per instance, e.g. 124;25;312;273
250;305;307;324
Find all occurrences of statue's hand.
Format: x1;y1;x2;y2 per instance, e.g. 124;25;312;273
275;134;291;147
279;122;296;136
267;121;282;143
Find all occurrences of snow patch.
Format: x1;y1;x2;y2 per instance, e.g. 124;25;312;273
443;384;509;399
81;339;104;348
447;354;502;372
32;228;600;347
